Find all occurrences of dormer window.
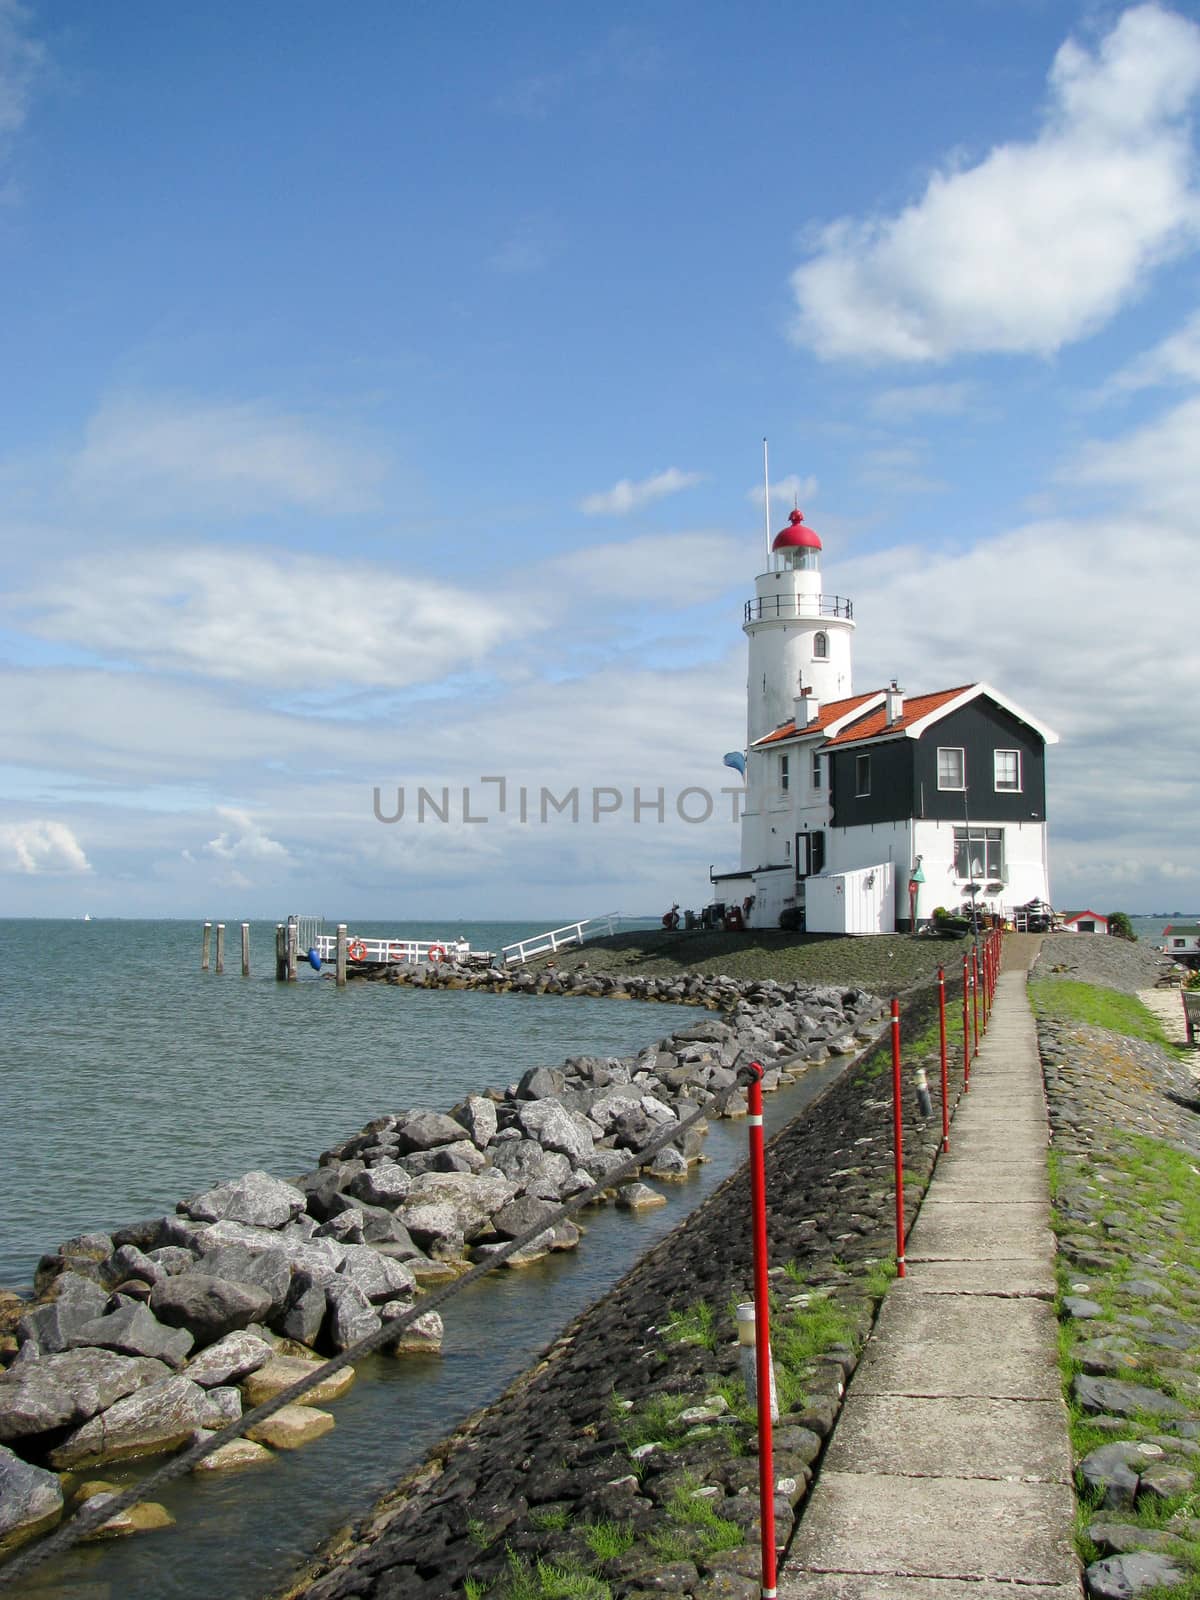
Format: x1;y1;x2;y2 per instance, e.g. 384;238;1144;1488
813;631;828;660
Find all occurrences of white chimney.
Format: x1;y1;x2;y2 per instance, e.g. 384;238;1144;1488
793;687;820;727
885;679;904;724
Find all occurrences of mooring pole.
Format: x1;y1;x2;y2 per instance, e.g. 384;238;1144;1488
938;965;949;1154
241;922;250;977
286;917;298;983
215;922;225;975
891;998;906;1278
336;923;348;989
201;921;211;973
745;1061;777;1600
275;924;286;982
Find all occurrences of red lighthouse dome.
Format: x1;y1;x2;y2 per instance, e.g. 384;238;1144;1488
771;509;822;552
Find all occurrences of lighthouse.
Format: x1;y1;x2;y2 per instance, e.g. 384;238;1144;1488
743;509;855;743
712;501;1058;935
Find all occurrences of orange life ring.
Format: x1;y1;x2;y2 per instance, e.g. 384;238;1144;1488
389;944;406;963
347;939;367;962
427;944;446;965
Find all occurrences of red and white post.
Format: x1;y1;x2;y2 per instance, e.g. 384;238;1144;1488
938;965;949;1154
890;999;906;1278
746;1062;777;1599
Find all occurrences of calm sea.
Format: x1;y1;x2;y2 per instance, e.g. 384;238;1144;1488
0;917;836;1600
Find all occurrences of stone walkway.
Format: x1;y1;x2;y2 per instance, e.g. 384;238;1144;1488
777;953;1083;1599
1136;986;1190;1047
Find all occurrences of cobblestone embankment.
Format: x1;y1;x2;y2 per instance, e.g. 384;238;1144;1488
280;981;961;1600
1035;933;1200;1599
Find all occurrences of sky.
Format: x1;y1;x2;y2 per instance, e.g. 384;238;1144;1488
1;0;1199;921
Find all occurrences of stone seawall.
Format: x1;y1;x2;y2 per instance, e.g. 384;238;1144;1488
283;978;963;1600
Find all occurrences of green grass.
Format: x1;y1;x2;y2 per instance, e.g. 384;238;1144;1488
1029;979;1183;1054
615;1390;693;1452
496;1553;612;1600
531;927;955;990
661;1301;718;1350
529;1507;571;1532
577;1523;635;1562
665;1477;744;1554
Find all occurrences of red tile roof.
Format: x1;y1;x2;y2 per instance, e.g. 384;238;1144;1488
754;685;977;748
824;685;975;746
754;691;882;746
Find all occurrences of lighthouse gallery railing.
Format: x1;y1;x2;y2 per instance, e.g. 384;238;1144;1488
743;594;854;622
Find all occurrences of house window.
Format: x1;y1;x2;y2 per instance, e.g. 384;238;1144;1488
994;749;1022;791
796;830;826;878
811;752;823;789
1174;938;1186;949
937;747;964;790
953;826;1004;880
813;632;828;659
780;753;790;793
855;754;871;797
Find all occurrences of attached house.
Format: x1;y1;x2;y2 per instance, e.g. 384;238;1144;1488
712;508;1058;933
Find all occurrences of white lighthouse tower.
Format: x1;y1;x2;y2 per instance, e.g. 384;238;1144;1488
743;509;854;742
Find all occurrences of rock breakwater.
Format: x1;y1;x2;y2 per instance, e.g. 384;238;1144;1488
0;977;883;1565
279;979;960;1600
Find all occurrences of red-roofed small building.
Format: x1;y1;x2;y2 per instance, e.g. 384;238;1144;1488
1060;911;1109;934
712;509;1058;932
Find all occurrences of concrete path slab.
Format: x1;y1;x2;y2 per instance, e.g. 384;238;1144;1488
786;1472;1078;1585
781;1576;1082;1599
901;1258;1056;1297
906;1207;1055;1261
777;961;1083;1598
822;1393;1072;1481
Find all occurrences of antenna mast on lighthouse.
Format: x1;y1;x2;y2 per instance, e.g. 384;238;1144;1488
762;437;771;563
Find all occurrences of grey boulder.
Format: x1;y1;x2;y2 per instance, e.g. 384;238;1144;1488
181;1171;306;1229
70;1302;194;1370
184;1330;274;1388
0;1348;170;1442
150;1273;273;1346
49;1375;210;1469
0;1444;63;1552
393;1110;469;1154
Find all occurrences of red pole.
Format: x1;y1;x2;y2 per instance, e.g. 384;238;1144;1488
746;1062;777;1599
971;945;980;1058
890;999;906;1278
962;954;971;1091
938;965;949;1153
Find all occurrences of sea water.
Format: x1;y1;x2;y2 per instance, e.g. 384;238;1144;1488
0;917;836;1600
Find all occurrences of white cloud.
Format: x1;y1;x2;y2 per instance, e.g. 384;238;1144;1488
869;383;976;422
791;4;1200;362
73;394;388;516
1069;393;1200;515
0;819;90;874
1105;307;1200;392
11;545;531;689
746;473;819;512
580;468;704;516
0;0;44;139
542;531;746;606
202;807;289;869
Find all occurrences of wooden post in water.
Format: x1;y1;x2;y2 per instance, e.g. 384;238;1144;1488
241;922;250;977
275;923;286;982
215;923;225;975
202;921;212;972
336;924;347;988
286;917;298;983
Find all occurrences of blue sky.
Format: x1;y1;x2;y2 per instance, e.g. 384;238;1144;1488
2;0;1198;919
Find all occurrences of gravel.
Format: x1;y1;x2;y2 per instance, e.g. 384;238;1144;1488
1031;932;1175;996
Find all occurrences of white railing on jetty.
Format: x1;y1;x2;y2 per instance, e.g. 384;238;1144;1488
312;935;473;967
501;914;620;967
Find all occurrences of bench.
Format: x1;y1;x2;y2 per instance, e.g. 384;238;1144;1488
1183;990;1200;1047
